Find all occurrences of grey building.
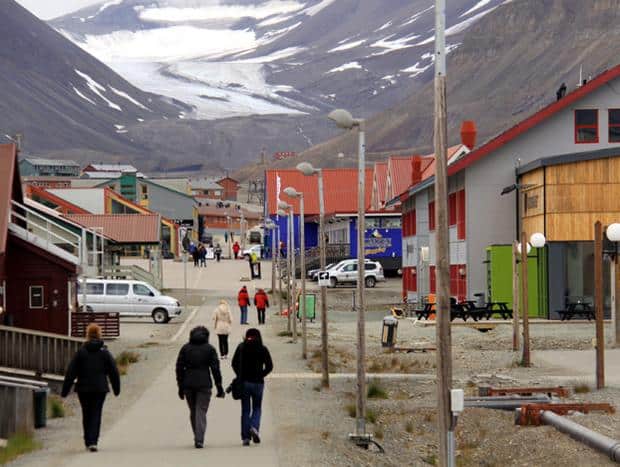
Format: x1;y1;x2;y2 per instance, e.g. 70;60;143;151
19;157;80;177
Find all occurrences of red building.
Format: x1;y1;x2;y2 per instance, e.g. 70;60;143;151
1;144;79;335
216;177;240;201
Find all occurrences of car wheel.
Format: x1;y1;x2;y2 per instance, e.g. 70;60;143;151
329;277;337;288
365;276;376;288
152;308;169;324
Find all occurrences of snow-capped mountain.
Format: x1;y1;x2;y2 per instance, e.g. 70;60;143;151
53;0;505;120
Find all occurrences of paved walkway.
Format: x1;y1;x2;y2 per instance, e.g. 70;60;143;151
61;259;278;467
535;348;620;388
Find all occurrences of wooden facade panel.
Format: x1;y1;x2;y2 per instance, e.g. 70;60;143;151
523;215;545;237
545;159;609;185
521;168;544;186
547;213;620;241
523;186;545;217
546;184;620;213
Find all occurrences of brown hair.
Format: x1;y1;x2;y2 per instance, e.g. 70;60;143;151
86;323;102;341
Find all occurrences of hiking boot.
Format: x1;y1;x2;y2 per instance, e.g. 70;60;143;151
242;439;250;447
88;445;98;452
250;427;261;444
195;442;204;449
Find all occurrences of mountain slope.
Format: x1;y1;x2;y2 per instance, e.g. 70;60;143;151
0;0;185;165
268;0;620;172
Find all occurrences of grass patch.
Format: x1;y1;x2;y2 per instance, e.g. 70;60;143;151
374;426;384;440
116;350;140;366
321;431;330;440
0;433;41;464
422;454;437;465
573;382;591;394
405;420;414;433
47;395;65;419
367;381;388;399
366;407;378;424
345;403;356;418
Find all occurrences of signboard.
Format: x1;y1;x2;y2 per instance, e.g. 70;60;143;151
318;271;331;287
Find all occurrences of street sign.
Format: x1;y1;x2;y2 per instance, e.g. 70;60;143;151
318;271;330;287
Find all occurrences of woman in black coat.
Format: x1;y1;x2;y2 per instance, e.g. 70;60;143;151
61;323;120;452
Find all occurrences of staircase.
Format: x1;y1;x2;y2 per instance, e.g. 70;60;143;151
282;243;351;278
102;265;162;290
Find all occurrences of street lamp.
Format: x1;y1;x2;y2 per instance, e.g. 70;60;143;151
277;209;288;319
265;220;277;296
521;232;545;367
297;161;329;387
606;224;620;354
328;108;369;446
284;186;307;359
278;201;296;340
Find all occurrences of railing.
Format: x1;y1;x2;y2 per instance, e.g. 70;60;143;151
281;244;351;277
9;200;82;265
102;265;162;289
72;313;120;339
0;325;83;376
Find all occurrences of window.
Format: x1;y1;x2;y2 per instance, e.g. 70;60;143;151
366;217;381;229
133;284;154;296
366;263;377;270
456;189;466;240
106;283;129;296
448;193;457;226
141;184;148;200
575;109;598;143
382;217;401;229
87;283;104;295
29;286;44;308
429;201;436;231
609;109;620;142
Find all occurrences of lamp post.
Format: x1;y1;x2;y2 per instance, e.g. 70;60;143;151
278;201;296;340
520;232;545;367
277;209;287;323
328;108;369;445
265;220;277;295
284;187;307;359
297;161;329;387
607;223;620;348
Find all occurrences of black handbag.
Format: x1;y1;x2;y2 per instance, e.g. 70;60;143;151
227;377;244;400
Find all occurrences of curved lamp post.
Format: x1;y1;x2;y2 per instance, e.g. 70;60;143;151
328;108;369;444
284;187;306;358
297;161;329;387
278;201;295;338
265;220;277;297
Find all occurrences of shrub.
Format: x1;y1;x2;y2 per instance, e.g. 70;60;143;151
116;351;140;366
47;395;65;418
405;420;414;433
366;408;378;424
345;403;356;418
367;381;388;399
0;433;41;464
374;426;384;440
574;382;591;394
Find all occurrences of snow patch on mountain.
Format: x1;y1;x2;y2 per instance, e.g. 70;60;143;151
327;62;363;73
73;86;97;105
302;0;336;16
110;86;150;111
74;69;122;111
460;0;493;17
329;40;365;53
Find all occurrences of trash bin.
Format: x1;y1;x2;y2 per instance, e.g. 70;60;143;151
33;387;49;428
381;316;398;348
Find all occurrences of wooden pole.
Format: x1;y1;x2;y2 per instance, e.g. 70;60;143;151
434;0;452;464
521;229;530;367
318;171;329;387
512;240;520;352
594;221;605;389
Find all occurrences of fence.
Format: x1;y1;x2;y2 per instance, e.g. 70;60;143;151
71;312;120;339
0;382;35;438
0;325;83;376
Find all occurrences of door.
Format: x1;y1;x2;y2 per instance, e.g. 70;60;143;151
342;264;356;283
14;280;51;332
104;282;132;315
132;283;157;316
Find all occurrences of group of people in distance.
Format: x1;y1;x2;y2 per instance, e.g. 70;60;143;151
188;242;224;266
62;308;273;451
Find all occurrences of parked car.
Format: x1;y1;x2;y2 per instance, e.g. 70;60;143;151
307;263;336;280
248;230;262;244
327;259;385;288
78;279;182;324
242;244;262;259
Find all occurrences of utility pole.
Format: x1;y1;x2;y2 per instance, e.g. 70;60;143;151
512;240;520;351
318;171;329;387
299;195;307;359
594;221;605;389
291;208;298;344
434;0;452;465
286;211;292;334
520;229;530;367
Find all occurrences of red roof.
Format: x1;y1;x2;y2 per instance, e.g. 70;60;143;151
448;64;620;176
386;155;419;201
265;168;373;216
25;185;90;214
420;144;466;180
0;144;21;255
65;214;160;243
373;162;388;207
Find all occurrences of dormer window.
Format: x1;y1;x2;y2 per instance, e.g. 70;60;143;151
575;109;598;143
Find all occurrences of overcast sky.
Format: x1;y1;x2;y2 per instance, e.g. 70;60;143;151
16;0;102;20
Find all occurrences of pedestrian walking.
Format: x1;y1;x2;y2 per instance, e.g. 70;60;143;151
199;244;207;267
175;326;225;449
190;243;199;267
238;285;250;325
233;241;241;259
215;243;222;262
212;300;233;358
232;328;273;446
61;323;120;452
253;288;269;325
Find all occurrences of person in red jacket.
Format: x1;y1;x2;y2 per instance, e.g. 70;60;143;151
233;241;241;259
253;289;270;325
238;286;250;325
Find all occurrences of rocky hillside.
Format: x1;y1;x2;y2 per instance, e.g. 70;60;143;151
0;0;187;167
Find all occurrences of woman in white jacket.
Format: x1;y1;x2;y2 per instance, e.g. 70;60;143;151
212;300;233;359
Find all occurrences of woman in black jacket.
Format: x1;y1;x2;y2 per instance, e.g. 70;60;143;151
231;328;273;446
61;324;120;452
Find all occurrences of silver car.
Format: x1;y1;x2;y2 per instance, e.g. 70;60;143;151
327;259;385;288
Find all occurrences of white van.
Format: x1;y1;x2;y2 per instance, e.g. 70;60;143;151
78;279;182;324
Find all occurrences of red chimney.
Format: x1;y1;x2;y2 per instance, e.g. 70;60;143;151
460;120;477;150
411;156;422;185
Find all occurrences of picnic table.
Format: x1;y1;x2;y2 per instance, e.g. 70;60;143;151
484;302;513;320
413;300;471;322
557;302;595;321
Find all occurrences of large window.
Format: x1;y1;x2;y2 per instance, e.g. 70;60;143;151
133;284;154;296
106;283;129;296
29;286;44;309
575;109;599;143
609;109;620;143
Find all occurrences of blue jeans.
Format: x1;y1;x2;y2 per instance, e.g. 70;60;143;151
240;306;248;324
241;382;264;440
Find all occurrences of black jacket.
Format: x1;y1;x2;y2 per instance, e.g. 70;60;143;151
232;339;273;384
176;327;223;391
61;340;121;397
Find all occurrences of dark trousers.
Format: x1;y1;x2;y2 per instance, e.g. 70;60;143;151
257;308;266;325
240;306;248;324
217;334;229;357
78;392;107;447
185;389;212;445
216;253;221;262
241;382;264;441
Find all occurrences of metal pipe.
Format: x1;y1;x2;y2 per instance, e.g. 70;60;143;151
540;410;620;462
